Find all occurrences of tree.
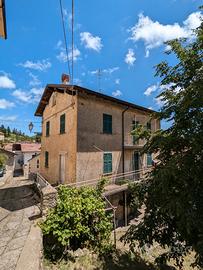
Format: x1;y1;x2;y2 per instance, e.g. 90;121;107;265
0;154;8;168
123;14;203;268
40;182;112;261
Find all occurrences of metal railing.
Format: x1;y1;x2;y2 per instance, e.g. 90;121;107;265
35;172;50;188
65;167;152;188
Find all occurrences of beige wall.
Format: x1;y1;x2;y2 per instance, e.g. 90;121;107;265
76;92;159;182
28;155;40;174
40;92;77;185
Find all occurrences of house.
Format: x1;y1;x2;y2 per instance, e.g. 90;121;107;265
35;84;160;186
5;143;41;176
0;132;5;141
0;148;15;183
28;153;40;175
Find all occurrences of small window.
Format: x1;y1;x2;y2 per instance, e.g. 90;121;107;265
103;153;112;174
46;121;50;137
147;153;152;167
37;159;39;169
103;114;112;134
147;121;151;130
132;120;139;145
52;92;57;106
60;114;66;134
45;152;49;168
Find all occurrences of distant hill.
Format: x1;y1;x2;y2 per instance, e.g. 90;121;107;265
0;125;41;143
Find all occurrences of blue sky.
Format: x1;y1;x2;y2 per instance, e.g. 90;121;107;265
0;0;202;134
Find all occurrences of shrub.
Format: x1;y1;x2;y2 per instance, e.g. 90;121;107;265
40;183;113;260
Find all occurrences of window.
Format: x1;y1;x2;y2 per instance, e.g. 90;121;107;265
60;114;66;134
37;159;39;169
46;121;50;137
103;114;112;134
45;151;49;168
147;153;152;167
132;120;139;145
147;121;151;130
103;153;112;174
52;92;57;106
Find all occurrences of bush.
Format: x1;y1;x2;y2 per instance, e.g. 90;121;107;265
40;183;113;260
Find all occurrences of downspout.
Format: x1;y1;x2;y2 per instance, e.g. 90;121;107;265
122;106;129;174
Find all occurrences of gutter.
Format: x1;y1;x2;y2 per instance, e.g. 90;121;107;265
122;106;129;174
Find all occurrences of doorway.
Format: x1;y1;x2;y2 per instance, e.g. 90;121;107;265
59;154;66;184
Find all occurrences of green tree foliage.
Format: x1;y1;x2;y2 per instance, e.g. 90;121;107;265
40;183;112;260
0;154;8;168
123;15;203;268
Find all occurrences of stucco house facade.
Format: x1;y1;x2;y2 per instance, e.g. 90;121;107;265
35;85;160;186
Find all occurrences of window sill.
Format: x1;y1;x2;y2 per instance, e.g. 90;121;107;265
59;132;66;135
102;172;113;176
102;132;113;135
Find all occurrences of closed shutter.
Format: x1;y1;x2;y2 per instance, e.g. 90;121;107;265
46;121;50;136
45;151;49;168
147;121;151;130
103;153;112;174
103;114;112;134
147;153;152;166
132;120;139;145
60;114;66;134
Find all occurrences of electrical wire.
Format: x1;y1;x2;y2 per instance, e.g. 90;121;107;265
59;0;71;79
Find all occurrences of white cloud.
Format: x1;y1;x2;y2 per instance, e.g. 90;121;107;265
144;84;158;96
56;41;81;63
115;79;120;85
68;48;81;62
125;49;136;66
90;67;119;75
129;12;203;56
28;73;41;87
103;67;119;74
18;59;51;71
12;87;44;104
0;99;15;109
0;115;17;121
0;75;16;89
112;90;122;97
80;32;103;52
155;96;165;107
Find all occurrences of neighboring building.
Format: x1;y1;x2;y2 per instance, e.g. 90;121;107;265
0;148;15;171
35;84;160;186
5;143;41;175
28;153;40;175
0;132;5;141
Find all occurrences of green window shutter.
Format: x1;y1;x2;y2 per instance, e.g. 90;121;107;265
103;153;112;174
60;114;66;134
147;122;151;130
45;151;49;168
46;121;50;136
147;153;152;166
132;120;139;145
103;114;112;134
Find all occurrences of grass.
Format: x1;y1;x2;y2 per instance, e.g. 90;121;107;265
43;227;200;270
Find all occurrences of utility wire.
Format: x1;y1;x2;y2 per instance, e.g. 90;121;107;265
59;0;71;79
71;0;74;85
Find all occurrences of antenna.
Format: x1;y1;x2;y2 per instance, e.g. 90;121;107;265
97;68;102;92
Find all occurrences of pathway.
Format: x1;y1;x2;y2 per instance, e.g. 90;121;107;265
0;176;41;270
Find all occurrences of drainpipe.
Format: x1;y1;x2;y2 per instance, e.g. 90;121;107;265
122;106;129;174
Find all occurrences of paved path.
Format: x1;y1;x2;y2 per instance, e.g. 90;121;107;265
0;176;41;270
